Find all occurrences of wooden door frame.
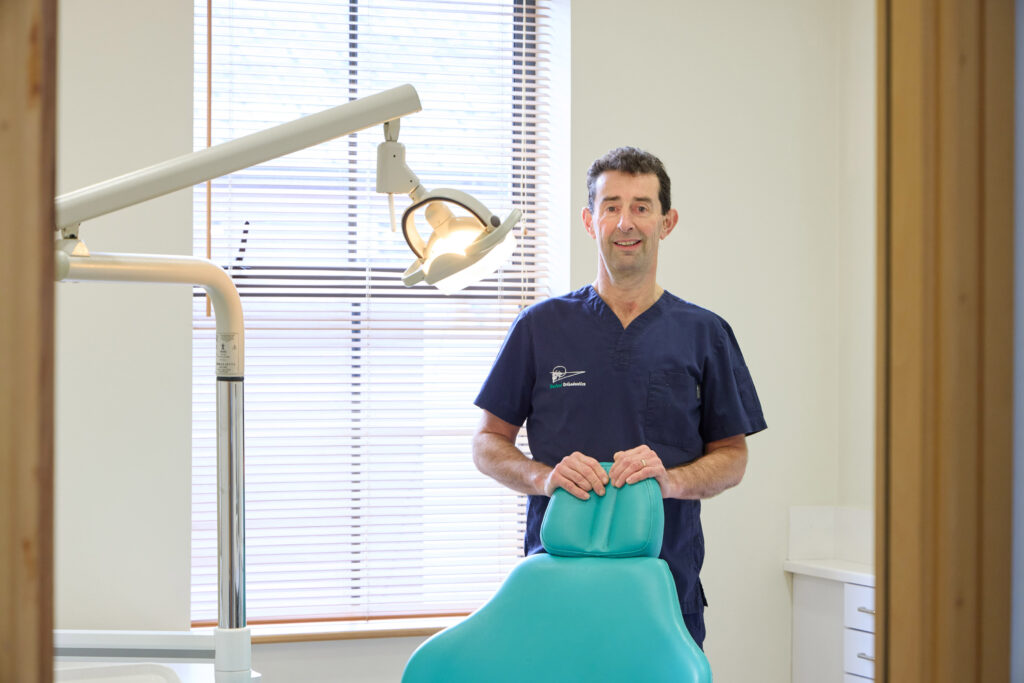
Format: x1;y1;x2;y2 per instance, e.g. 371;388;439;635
877;0;1015;680
0;0;57;682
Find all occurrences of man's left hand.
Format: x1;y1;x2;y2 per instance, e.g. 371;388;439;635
608;445;667;492
609;435;749;500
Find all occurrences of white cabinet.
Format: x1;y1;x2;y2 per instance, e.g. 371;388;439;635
843;626;874;678
785;560;875;683
843;583;875;632
842;583;876;679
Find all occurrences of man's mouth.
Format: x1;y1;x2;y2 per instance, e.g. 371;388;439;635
614;240;641;247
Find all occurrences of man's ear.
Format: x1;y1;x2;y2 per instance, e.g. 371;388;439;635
660;208;679;239
581;206;596;239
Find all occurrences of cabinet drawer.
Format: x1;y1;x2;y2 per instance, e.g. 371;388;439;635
844;627;875;679
844;583;876;632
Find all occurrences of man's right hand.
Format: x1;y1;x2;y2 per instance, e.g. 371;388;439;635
542;452;609;500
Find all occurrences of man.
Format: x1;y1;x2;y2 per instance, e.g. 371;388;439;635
472;146;766;648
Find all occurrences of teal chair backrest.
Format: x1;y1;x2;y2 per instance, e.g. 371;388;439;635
540;463;664;558
402;464;713;682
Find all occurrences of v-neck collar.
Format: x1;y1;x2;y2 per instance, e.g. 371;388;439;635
583;284;667;334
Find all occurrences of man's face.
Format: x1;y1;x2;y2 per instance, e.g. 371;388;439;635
582;170;677;281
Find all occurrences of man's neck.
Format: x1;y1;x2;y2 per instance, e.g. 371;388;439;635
592;274;664;329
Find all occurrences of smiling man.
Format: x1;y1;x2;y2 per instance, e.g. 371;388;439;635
471;146;766;649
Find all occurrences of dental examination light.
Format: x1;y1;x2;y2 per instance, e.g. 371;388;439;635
53;84;520;683
376;119;520;293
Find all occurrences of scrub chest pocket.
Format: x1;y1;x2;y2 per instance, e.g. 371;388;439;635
644;370;703;459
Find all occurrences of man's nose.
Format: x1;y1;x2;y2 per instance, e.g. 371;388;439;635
616;210;635;230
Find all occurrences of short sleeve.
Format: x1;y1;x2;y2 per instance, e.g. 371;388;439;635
699;319;767;443
474;310;536;427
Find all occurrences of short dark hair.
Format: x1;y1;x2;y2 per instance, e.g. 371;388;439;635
586;146;671;213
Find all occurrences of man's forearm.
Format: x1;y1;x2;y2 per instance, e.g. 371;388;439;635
662;442;747;500
472;431;550;497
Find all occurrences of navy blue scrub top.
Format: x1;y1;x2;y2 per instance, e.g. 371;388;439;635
475;285;767;615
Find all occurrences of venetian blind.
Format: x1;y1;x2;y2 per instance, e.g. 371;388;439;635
191;0;552;624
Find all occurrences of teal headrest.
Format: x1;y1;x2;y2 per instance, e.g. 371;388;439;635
540;463;664;558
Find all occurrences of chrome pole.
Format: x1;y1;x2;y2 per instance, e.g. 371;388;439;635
217;378;246;630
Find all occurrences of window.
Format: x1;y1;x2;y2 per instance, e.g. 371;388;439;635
191;0;554;624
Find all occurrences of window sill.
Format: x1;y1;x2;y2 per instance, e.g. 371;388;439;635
193;616;465;644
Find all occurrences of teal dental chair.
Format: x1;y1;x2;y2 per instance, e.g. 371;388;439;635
401;464;713;682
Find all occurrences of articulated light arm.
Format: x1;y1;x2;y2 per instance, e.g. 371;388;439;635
56;81;519;292
55;84;423;233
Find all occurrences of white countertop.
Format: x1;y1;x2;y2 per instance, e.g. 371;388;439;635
783;557;875;586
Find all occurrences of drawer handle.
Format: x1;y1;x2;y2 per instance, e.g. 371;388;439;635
857;652;876;663
857;606;876;616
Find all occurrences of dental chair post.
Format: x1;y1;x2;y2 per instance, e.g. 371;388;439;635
55;248;259;682
216;376;251;682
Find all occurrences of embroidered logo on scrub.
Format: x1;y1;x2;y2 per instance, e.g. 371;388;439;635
550;365;587;389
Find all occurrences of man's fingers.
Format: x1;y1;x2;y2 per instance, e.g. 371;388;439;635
609;448;638;484
613;461;644;488
612;446;644;461
563;452;607;496
545;452;609;498
561;464;604;497
609;446;659;487
552;469;591;500
579;459;608;496
626;458;654;485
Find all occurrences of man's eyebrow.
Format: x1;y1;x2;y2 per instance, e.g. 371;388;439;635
600;195;654;205
598;194;655;208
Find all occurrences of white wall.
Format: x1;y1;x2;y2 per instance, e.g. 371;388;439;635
836;0;876;510
56;0;875;681
570;0;874;680
55;0;193;630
